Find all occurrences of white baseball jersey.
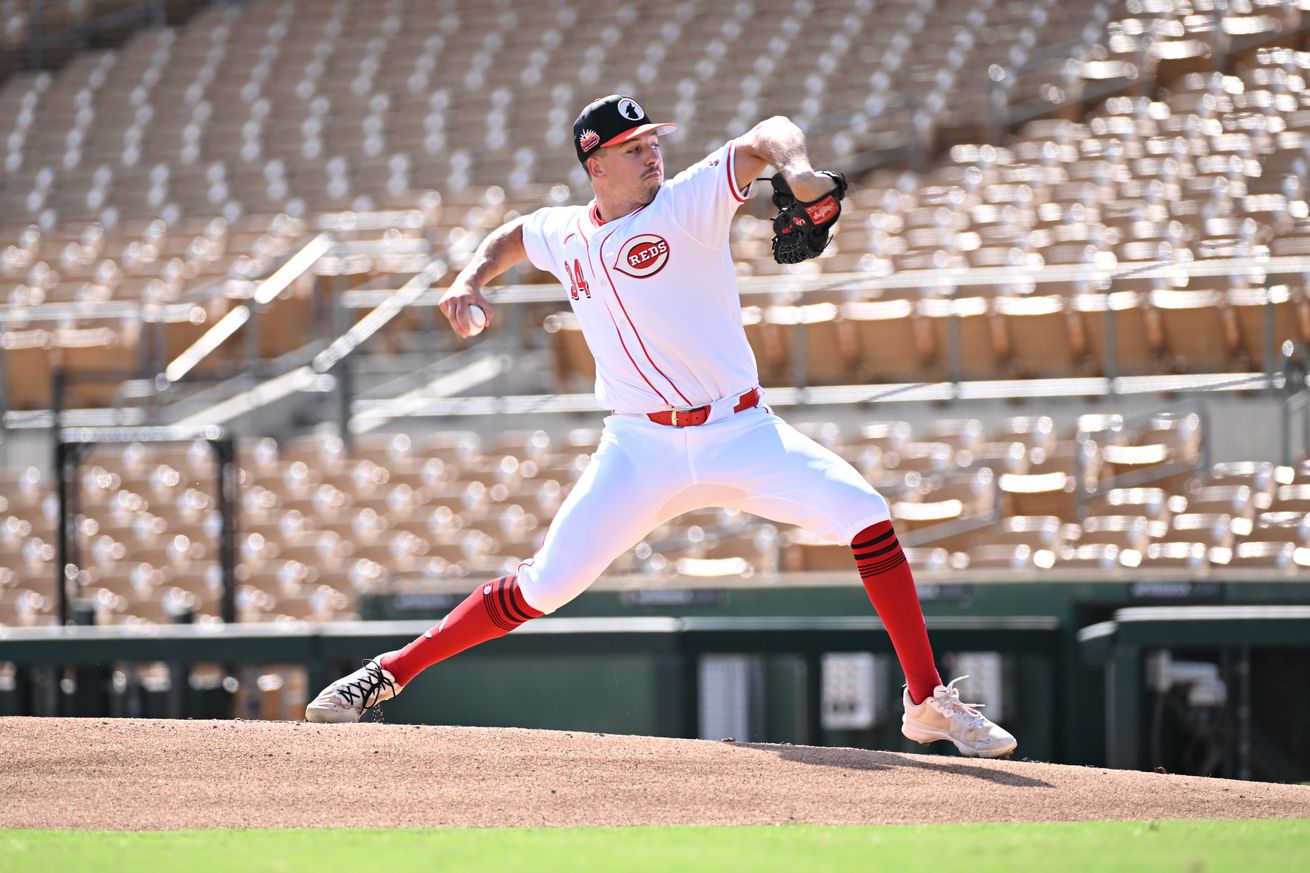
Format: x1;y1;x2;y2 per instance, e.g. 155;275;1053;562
522;142;756;414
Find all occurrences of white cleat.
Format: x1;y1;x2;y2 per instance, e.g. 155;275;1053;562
305;655;404;723
901;676;1018;759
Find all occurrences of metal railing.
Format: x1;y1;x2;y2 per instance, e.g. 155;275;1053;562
160;233;333;385
21;0;167;71
5;235;1309;435
341;251;1310;395
1280;339;1310;463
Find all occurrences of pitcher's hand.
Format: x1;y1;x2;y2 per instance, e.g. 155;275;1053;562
439;279;495;339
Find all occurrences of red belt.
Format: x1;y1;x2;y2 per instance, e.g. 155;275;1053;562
646;387;762;427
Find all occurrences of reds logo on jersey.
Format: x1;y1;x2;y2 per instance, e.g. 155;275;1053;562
614;234;670;279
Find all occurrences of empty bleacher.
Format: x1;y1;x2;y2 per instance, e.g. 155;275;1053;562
4;2;1310;408
2;0;1310;634
3;409;1308;628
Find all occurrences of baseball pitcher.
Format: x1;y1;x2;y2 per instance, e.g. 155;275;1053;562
306;95;1016;758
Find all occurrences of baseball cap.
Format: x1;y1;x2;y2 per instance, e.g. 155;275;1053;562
573;95;677;164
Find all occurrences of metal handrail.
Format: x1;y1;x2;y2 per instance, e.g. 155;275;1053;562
1280;339;1310;463
22;0;166;71
160;233;332;384
338;252;1310;308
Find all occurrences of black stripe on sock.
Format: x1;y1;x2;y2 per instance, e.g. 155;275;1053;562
851;526;896;551
500;577;534;624
494;578;523;630
853;538;901;561
858;551;908;577
483;582;517;631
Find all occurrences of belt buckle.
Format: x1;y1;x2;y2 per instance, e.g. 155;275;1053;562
670;405;697;427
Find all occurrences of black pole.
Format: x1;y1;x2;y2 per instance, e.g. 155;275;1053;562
52;368;74;627
212;436;239;625
54;439;71;627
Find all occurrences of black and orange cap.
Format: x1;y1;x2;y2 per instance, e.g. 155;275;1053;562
573;95;677;164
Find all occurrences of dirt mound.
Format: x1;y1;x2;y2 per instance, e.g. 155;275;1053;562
2;717;1306;829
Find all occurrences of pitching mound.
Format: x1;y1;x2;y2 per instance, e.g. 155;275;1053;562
2;717;1307;829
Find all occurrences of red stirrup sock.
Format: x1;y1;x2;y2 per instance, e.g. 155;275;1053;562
380;574;543;687
852;520;942;705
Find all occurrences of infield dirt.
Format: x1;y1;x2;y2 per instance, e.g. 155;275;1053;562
2;717;1307;829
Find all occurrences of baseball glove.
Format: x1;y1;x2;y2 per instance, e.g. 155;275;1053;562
770;171;848;264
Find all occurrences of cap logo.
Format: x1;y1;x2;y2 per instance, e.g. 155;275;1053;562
578;129;600;153
617;98;644;122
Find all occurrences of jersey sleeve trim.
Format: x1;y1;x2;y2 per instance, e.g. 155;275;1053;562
726;143;751;203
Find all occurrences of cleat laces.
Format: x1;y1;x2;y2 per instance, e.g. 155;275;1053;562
336;660;396;711
935;676;988;727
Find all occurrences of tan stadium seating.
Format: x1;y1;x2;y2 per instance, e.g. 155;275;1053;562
4;416;1310;627
993;294;1085;378
1079;515;1162;552
1;329;55;409
841;298;935;384
1229;540;1310;570
1149;287;1240;373
1071;289;1160;377
1271;483;1310;513
1226;284;1310;371
918;295;1008;381
1139;541;1215;570
9;0;1310;401
998;470;1079;521
1242;511;1310;548
1088;486;1181;523
762;302;856;387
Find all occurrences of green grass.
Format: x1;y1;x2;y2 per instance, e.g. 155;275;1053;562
3;819;1307;873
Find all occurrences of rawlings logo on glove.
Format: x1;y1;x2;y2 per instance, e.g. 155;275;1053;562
770;171;848;264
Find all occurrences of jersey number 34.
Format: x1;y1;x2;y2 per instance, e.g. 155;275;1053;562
565;259;591;301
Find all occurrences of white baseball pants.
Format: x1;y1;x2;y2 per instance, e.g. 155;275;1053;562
516;403;891;614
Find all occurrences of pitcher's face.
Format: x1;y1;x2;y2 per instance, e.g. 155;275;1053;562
590;132;664;205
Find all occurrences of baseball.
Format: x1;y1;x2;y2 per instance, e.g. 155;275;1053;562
467;304;487;336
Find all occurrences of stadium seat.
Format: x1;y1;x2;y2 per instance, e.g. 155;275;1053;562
841;298;935;383
1150;287;1239;373
1159;512;1240;563
1184;484;1267;527
1271;483;1310;512
1079;514;1162;552
1138;540;1212;569
966;543;1046;570
1072;289;1160;376
1229;540;1310;570
1243;511;1310;547
918;295;1007;381
763;302;855;387
782;528;853;573
1226;284;1310;371
998;470;1079;521
1054;542;1133;570
1;329;55;410
993;294;1085;378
